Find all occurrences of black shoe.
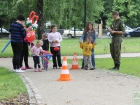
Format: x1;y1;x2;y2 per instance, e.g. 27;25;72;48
81;67;84;69
84;68;88;70
90;68;95;70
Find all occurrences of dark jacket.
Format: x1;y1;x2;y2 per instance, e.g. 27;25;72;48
9;22;26;42
42;39;49;51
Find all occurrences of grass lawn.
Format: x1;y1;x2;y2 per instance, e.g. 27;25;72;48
0;67;27;100
0;37;140;57
61;37;140;55
67;57;140;77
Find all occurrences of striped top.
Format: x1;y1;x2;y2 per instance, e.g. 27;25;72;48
9;22;26;42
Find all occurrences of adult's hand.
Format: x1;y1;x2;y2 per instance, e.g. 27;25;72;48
52;41;56;43
110;30;115;34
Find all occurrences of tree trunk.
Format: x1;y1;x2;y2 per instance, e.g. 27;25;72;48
37;0;44;39
74;27;76;38
0;19;2;38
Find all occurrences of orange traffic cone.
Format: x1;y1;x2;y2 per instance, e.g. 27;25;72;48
71;52;80;70
58;56;71;81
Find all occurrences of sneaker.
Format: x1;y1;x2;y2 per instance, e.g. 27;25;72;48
20;66;26;70
38;68;42;72
26;66;33;69
90;68;95;70
15;69;25;73
34;69;38;72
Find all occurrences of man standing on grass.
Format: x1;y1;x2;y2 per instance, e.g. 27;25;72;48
109;11;125;70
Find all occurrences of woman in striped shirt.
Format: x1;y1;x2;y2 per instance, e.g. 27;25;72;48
9;15;26;73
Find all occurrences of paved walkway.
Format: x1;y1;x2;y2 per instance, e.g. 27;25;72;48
0;55;140;105
66;53;140;59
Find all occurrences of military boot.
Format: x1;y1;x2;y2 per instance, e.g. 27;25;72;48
115;64;120;70
109;64;120;70
109;63;116;70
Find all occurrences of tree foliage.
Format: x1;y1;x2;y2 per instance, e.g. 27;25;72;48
0;0;140;33
1;0;103;28
44;0;104;29
105;0;140;27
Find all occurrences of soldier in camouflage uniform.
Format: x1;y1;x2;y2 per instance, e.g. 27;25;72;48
109;11;125;70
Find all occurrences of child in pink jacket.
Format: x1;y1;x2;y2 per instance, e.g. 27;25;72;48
30;40;46;72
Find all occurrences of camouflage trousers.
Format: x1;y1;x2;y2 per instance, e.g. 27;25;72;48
110;37;122;65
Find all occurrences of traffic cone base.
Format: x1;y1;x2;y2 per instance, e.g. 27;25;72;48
71;60;80;69
58;74;71;81
71;65;80;69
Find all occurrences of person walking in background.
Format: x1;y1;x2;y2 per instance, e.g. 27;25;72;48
9;15;26;73
80;22;96;70
20;37;33;70
109;11;125;70
48;25;62;69
80;37;96;70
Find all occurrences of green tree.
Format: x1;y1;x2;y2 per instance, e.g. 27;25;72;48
44;0;67;28
44;0;104;28
106;0;140;27
2;0;104;36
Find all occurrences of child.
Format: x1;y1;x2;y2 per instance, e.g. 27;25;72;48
80;37;96;70
48;25;62;69
80;22;96;69
41;33;49;69
42;33;49;51
30;40;46;72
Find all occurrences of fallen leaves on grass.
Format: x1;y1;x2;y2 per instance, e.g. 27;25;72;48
0;94;29;105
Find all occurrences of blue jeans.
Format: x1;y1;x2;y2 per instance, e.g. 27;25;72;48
91;49;95;67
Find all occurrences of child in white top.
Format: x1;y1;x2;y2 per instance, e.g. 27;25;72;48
30;40;46;72
48;25;62;69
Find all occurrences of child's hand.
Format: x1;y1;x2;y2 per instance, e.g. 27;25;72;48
79;41;82;44
93;43;96;48
89;41;91;44
93;42;97;45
